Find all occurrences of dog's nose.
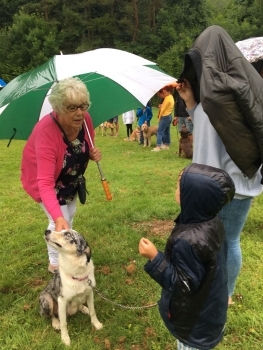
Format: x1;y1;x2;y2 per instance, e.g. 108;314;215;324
44;230;51;236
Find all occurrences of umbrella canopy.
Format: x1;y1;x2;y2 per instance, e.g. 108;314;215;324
0;48;176;141
236;37;263;73
0;78;6;88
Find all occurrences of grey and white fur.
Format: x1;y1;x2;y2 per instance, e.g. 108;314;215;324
39;229;103;346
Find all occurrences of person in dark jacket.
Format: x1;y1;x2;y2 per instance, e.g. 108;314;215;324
173;93;193;133
139;163;235;350
176;25;263;306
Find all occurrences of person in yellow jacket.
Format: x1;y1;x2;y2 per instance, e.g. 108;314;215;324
152;85;175;152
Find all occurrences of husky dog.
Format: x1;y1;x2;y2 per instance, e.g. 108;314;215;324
39;229;103;346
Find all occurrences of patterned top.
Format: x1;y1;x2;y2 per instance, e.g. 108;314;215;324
55;127;89;205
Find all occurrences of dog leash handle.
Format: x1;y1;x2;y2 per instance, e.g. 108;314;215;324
101;179;113;201
96;162;113;201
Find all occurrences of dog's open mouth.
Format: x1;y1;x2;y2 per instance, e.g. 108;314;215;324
46;237;62;248
53;242;62;248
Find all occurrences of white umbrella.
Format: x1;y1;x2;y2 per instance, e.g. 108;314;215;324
0;48;176;140
236;37;263;63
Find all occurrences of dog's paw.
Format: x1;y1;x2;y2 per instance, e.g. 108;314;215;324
61;333;71;346
93;320;103;330
52;317;60;330
62;337;71;346
81;306;90;315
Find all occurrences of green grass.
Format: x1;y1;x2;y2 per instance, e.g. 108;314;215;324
0;108;263;349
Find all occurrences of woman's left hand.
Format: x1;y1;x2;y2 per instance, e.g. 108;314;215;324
90;147;102;162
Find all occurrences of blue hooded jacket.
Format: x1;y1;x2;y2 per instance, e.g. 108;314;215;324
136;106;153;126
144;163;235;350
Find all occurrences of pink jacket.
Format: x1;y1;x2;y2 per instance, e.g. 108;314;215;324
21;112;95;221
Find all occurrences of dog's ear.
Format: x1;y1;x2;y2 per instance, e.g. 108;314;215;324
85;247;92;263
75;234;90;257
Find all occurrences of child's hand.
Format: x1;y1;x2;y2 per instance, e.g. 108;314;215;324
139;238;158;261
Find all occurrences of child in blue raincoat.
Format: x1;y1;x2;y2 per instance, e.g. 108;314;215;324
136;106;153;144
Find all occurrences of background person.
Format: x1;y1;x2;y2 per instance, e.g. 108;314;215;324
152;85;174;152
21;77;101;273
122;110;135;140
107;116;119;136
173;93;193;133
139;163;235;350
136;105;153;145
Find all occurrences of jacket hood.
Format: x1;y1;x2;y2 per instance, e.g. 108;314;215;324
179;25;263;180
179;25;245;96
179;163;235;224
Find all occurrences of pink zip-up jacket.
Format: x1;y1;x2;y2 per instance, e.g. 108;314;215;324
21;112;95;221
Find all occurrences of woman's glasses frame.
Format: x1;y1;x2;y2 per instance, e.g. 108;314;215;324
66;103;89;112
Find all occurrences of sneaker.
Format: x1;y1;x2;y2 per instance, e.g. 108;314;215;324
160;145;169;150
151;147;161;152
48;264;58;274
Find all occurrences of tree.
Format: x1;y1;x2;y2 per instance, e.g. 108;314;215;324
0;11;59;81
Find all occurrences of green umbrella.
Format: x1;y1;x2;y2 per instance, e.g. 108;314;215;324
0;48;176;141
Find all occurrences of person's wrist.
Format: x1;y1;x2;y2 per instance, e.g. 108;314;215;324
185;97;196;109
149;250;158;261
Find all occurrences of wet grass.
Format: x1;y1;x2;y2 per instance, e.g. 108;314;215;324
0;109;263;349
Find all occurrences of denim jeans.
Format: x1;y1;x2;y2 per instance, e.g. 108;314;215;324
177;340;207;350
178;116;193;133
157;114;172;146
218;197;253;296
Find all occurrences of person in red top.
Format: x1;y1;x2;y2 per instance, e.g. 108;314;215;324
21;77;101;273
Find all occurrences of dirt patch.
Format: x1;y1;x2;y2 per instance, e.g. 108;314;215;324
133;219;174;238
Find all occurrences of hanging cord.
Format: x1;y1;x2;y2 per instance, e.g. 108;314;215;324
87;278;157;310
7;128;17;147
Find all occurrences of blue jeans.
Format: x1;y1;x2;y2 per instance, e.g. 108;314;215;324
177;340;207;350
157;115;172;146
178;117;193;133
218;197;253;296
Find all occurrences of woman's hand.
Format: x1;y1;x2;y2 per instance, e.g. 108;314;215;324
90;147;102;162
176;80;196;109
55;217;69;231
139;237;158;261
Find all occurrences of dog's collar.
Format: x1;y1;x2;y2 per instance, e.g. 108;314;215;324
72;275;89;281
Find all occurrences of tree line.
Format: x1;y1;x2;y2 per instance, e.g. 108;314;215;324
0;0;262;83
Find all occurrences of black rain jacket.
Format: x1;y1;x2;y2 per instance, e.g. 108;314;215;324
144;163;235;350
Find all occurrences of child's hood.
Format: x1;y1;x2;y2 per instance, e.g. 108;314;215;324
179;163;235;224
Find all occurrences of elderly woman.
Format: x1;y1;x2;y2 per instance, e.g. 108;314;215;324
21;77;101;273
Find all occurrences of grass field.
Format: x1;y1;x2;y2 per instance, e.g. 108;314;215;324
0;108;263;349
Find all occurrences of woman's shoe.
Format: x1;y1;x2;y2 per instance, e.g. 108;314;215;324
151;147;161;152
160;145;169;150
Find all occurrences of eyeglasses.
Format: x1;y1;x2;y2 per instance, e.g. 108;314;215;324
66;103;89;112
